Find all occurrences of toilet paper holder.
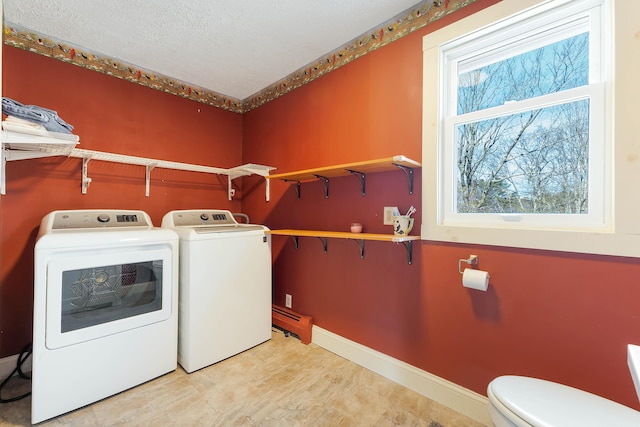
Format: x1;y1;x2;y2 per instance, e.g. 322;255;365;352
458;254;478;274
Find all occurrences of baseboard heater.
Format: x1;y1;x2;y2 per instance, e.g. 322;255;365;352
272;304;313;345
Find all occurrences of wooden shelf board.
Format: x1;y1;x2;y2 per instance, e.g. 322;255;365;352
266;155;420;182
267;229;419;243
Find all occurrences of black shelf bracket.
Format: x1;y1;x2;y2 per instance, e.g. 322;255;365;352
317;237;328;253
313;174;330;198
400;241;414;265
290;235;327;252
284;180;302;199
347;169;366;196
349;239;365;259
393;163;415;195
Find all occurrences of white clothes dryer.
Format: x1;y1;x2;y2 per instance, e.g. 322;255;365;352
32;210;178;424
161;209;271;373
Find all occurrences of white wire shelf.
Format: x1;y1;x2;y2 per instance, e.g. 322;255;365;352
1;130;275;198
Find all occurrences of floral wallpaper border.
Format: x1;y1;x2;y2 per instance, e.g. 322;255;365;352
3;0;477;114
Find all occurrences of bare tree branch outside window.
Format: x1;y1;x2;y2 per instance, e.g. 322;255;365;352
455;33;590;214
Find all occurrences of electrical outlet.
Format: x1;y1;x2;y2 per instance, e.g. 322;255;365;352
383;207;397;225
285;294;292;308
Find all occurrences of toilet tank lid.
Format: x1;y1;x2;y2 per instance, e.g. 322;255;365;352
488;376;640;427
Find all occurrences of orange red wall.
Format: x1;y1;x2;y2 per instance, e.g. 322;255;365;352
241;0;640;410
3;0;640;411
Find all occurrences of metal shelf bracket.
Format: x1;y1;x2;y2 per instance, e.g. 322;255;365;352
284;180;302;199
351;239;365;259
288;235;328;253
81;156;92;194
393;163;415;195
317;237;328;253
145;163;157;197
313;174;330;198
400;241;414;265
347;169;366;196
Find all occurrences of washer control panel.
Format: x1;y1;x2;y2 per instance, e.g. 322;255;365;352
167;210;238;227
48;210;152;230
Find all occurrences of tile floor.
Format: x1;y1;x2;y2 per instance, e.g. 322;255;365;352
0;329;486;426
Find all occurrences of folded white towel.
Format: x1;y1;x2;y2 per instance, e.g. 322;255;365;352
3;116;80;142
4;115;47;131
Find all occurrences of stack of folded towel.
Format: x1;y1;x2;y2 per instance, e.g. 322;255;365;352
2;97;79;142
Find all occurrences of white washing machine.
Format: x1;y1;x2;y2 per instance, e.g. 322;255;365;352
161;209;271;373
32;210;178;424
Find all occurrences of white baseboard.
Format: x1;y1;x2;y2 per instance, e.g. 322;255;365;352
0;352;32;381
311;326;490;426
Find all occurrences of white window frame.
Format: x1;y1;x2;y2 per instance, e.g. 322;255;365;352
422;0;640;257
442;0;607;230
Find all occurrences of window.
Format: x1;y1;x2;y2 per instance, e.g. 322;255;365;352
442;0;606;229
421;0;640;257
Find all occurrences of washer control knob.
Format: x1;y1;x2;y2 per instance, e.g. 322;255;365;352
200;213;209;221
97;214;111;223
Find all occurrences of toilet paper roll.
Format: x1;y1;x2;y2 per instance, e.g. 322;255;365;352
462;268;490;291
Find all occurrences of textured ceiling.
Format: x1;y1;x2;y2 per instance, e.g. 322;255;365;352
3;0;424;101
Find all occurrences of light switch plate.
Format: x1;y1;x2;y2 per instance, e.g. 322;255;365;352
384;207;397;225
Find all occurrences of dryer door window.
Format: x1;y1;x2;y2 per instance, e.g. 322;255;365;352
45;246;174;349
60;260;163;333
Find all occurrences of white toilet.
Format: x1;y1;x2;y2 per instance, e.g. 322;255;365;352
487;375;640;426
